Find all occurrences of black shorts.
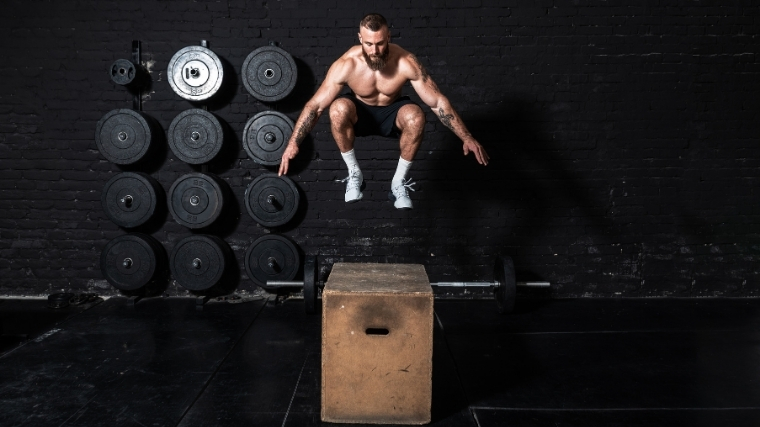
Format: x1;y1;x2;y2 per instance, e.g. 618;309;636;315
338;93;417;138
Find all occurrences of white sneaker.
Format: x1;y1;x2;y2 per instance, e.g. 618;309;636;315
337;168;363;203
389;178;415;210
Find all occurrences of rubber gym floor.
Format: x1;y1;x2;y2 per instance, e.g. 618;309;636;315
1;296;759;426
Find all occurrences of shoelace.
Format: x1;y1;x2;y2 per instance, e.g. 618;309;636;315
392;177;416;197
336;169;363;191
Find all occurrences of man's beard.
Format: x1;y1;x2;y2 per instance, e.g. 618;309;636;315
363;48;389;71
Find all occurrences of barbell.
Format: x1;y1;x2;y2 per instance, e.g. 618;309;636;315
265;256;549;315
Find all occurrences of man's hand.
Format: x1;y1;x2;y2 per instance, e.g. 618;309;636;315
278;143;299;176
463;138;489;165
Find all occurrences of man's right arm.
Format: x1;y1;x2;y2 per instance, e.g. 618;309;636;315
278;59;350;176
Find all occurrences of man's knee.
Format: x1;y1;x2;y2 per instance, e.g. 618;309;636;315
329;98;356;125
398;104;425;135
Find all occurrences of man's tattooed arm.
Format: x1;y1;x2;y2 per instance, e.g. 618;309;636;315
438;107;473;139
407;52;487;165
293;109;318;146
437;108;454;130
436;104;487;165
410;54;430;83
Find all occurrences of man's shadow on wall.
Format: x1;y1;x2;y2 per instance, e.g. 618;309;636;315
424;95;616;421
418;95;613;281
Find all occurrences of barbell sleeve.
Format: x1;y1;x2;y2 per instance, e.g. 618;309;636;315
266;280;304;287
431;281;550;288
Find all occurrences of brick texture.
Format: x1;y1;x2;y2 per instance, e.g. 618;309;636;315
1;0;759;297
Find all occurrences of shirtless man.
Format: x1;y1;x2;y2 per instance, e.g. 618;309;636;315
278;13;489;209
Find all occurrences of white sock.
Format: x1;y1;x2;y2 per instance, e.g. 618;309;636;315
392;157;412;185
341;149;360;172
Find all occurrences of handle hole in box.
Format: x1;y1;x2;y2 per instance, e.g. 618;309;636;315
365;328;389;336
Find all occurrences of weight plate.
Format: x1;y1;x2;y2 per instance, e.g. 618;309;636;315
168;173;225;229
242;46;298;102
170;234;229;291
48;293;74;309
110;58;137;86
167;45;224;101
494;256;517;314
168;109;224;164
245;234;300;289
95;109;154;165
101;172;160;228
47;293;73;309
101;233;163;291
244;174;300;227
303;255;317;314
243;111;294;166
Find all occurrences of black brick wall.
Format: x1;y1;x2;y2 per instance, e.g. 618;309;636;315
1;0;759;297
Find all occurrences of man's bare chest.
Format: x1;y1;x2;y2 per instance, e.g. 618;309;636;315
346;71;407;104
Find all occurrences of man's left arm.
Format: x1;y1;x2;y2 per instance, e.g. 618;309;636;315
407;54;489;165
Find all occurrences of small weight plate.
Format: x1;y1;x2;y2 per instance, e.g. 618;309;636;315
167;45;224;101
95;109;154;165
244;174;300;228
168;109;224;164
242;46;298;102
245;234;300;289
303;255;317;314
47;293;74;309
110;58;137;86
170;234;229;291
101;172;160;228
101;233;163;291
494;256;517;314
168;173;225;229
243;111;294;166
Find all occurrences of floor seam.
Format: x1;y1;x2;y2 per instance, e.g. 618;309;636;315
469;406;760;411
446;328;757;336
281;349;311;427
469;407;482;427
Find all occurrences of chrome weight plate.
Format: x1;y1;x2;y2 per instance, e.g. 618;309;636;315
170;234;229;291
101;172;161;228
95;109;154;165
244;174;300;228
168;173;225;229
101;233;164;291
168;109;224;164
167;45;224;101
245;234;300;289
243;111;294;166
242;45;298;102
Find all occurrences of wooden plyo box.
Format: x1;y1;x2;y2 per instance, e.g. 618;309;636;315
321;263;434;425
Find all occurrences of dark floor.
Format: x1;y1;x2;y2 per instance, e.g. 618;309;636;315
1;296;759;426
